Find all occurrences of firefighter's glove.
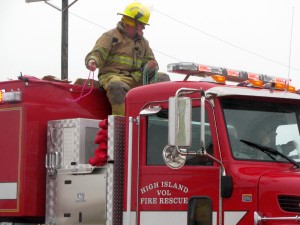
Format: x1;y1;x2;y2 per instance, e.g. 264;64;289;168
145;60;158;74
88;59;97;72
144;60;159;84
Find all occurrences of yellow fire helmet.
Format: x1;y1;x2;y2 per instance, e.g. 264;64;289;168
118;2;151;25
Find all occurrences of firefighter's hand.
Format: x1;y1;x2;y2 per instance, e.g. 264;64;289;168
88;59;97;71
145;60;158;73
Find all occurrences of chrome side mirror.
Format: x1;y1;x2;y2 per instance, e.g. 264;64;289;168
164;96;191;169
168;96;192;147
162;145;186;169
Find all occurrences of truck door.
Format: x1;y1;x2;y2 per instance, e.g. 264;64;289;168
136;103;220;225
0;107;21;213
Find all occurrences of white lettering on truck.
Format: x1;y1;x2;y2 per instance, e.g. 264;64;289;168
140;181;189;205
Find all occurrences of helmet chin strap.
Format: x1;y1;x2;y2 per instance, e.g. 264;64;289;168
134;12;144;38
134;22;139;39
134;20;143;39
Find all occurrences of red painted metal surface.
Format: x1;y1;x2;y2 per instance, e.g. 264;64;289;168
0;76;110;219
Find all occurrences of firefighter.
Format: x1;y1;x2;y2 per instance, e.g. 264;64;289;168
261;130;296;155
85;2;170;116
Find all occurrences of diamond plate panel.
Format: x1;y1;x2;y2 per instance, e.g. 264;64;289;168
45;118;100;225
106;115;125;225
47;119;81;167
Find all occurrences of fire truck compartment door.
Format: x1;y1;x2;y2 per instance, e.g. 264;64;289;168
0;107;21;211
53;168;106;225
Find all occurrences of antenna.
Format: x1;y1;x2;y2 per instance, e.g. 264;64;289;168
287;6;295;89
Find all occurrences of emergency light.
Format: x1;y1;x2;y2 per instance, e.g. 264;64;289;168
273;83;296;92
167;62;296;93
211;75;226;84
287;86;296;93
201;75;226;84
227;69;239;77
0;90;22;104
248;79;264;87
274;82;286;90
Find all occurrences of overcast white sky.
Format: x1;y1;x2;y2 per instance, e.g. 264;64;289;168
0;0;299;87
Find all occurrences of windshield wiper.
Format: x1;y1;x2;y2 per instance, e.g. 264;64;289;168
240;139;299;169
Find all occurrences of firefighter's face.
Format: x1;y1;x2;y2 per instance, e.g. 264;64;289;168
136;21;145;35
126;21;145;38
262;132;277;147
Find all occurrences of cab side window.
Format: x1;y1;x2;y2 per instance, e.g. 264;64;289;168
146;107;213;166
146;113;168;165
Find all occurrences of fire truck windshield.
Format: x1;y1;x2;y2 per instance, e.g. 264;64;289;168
222;98;300;163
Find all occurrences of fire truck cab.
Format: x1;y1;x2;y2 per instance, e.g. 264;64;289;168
128;62;300;225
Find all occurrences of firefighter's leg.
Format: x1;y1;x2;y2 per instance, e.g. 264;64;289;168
100;74;139;115
149;72;171;83
106;79;129;116
157;72;171;82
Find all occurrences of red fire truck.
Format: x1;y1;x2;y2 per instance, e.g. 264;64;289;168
1;62;300;225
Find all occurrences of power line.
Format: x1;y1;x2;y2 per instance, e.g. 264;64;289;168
69;6;300;72
69;11;183;62
154;8;300;72
69;11;109;31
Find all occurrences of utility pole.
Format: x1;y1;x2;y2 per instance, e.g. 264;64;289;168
61;0;68;80
26;0;78;80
